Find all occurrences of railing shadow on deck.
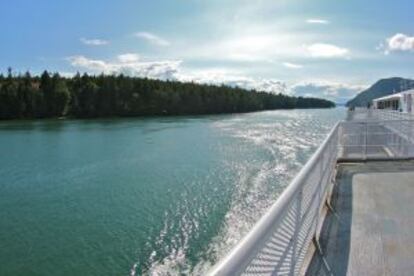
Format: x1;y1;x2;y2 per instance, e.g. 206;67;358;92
305;165;353;276
306;161;414;276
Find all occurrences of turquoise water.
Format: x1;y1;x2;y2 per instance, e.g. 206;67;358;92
0;108;345;275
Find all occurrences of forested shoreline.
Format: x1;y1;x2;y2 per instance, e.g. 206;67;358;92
0;69;335;120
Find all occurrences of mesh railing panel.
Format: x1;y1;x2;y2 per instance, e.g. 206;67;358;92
210;116;414;276
242;134;338;276
209;125;339;276
339;120;414;160
347;108;414;122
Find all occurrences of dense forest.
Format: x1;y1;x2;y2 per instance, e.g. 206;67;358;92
0;69;334;119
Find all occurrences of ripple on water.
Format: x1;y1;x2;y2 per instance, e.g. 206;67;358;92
135;109;344;275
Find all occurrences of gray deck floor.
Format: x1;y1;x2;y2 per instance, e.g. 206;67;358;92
307;161;414;276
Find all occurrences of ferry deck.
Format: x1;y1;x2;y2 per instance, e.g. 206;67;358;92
209;108;414;276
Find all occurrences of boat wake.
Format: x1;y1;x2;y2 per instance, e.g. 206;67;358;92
130;110;342;275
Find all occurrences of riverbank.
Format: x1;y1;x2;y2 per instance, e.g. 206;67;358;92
0;71;334;120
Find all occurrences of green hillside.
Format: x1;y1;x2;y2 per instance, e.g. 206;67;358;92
347;77;414;107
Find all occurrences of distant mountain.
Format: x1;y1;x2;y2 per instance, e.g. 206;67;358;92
347;77;414;107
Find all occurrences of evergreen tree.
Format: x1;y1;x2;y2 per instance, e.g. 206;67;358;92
40;71;54;116
0;69;335;120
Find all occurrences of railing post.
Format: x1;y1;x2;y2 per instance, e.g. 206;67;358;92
364;122;368;159
410;120;413;156
314;149;323;241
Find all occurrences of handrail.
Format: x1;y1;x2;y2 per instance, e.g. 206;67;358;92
347;108;414;121
209;123;340;275
210;115;414;275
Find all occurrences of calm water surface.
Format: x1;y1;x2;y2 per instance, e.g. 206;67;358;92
0;108;345;275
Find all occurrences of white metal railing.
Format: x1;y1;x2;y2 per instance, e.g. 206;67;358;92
347;108;414;121
209;116;414;276
339;120;414;160
209;123;340;275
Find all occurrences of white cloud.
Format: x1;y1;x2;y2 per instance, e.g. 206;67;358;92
117;53;140;63
291;81;366;103
306;19;329;24
247;79;288;94
282;62;303;69
178;31;307;62
221;35;277;61
68;56;108;71
306;43;349;58
176;68;289;94
66;54;366;102
383;33;414;54
67;54;288;94
182;33;348;63
67;54;181;80
134;32;170;46
181;70;364;101
80;38;109;46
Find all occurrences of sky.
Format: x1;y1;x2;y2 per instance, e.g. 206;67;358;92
1;0;414;103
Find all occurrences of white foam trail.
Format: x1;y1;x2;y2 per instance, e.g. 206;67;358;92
130;109;344;275
192;109;341;273
130;197;196;275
